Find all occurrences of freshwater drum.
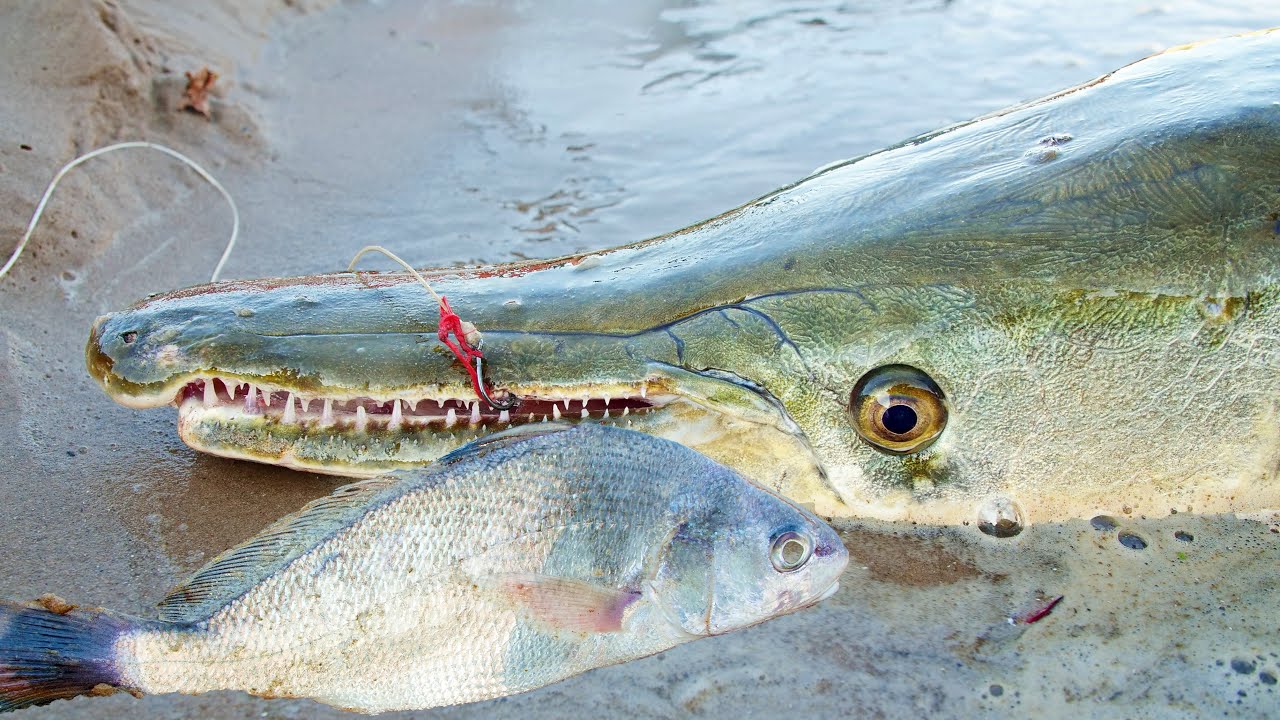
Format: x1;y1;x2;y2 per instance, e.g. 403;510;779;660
0;424;846;713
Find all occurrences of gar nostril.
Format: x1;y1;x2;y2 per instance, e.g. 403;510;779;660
120;331;138;344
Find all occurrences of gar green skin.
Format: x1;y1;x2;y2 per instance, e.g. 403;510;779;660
88;31;1280;527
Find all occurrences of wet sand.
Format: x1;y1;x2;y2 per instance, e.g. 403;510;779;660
1;1;1279;717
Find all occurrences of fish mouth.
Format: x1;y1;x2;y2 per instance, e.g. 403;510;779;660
168;373;672;476
812;580;840;605
156;365;828;492
174;376;662;430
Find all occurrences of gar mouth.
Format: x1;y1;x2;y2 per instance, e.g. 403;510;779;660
159;370;835;518
175;376;664;433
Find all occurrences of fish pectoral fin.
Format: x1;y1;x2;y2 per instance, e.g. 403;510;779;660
484;573;641;633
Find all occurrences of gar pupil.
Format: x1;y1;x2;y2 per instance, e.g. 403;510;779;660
881;404;917;434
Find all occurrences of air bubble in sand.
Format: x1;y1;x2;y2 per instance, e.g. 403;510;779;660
1090;515;1119;531
1118;531;1147;550
977;496;1023;538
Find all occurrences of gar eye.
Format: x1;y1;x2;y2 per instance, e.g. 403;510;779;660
849;364;947;454
770;531;812;573
120;331;138;344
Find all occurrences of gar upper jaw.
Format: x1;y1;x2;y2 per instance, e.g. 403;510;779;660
87;280;833;509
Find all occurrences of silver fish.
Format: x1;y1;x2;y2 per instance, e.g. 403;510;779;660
0;424;846;713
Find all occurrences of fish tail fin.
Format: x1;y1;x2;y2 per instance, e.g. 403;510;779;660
0;596;133;712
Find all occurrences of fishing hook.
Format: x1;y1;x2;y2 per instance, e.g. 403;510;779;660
474;356;521;411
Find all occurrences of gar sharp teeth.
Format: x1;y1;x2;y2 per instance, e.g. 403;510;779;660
355;405;368;433
282;393;296;423
445;408;457;428
622;406;629;417
527;413;536;423
639;384;647;399
322;398;334;425
498;410;511;425
260;387;272;407
602;408;610;419
541;415;549;422
389;399;403;429
202;380;215;406
580;407;589;419
436;398;446;409
299;396;312;413
552;404;562;420
244;384;258;412
469;401;481;425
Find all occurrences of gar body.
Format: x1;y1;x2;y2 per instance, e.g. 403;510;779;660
0;425;845;713
88;31;1280;527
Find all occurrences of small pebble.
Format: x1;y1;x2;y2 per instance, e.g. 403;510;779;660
1231;658;1257;675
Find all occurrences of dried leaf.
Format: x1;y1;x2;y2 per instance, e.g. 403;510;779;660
180;67;218;119
36;593;77;615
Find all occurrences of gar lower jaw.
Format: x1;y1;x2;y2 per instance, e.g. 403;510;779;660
171;376;680;477
167;374;836;508
174;376;664;434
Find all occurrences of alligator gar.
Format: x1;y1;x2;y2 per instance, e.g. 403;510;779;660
87;30;1280;528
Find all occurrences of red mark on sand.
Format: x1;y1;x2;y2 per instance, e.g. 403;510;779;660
1014;595;1064;625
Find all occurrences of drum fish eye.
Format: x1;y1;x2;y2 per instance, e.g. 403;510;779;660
849;364;948;454
770;530;812;572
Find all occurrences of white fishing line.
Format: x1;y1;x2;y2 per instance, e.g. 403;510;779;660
346;244;517;408
347;244;444;305
0;141;240;283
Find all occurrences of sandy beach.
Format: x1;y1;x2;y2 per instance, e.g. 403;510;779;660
2;1;1279;717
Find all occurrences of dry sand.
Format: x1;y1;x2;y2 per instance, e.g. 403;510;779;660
1;1;1278;718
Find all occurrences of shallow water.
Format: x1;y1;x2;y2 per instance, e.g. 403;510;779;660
227;0;1280;276
2;0;1280;718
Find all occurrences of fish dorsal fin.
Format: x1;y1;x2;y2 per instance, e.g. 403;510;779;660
436;422;579;464
156;475;406;623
